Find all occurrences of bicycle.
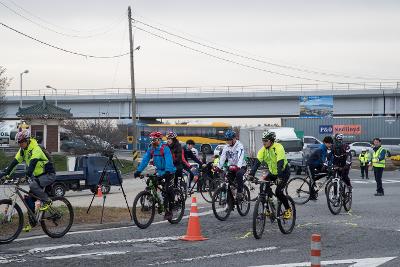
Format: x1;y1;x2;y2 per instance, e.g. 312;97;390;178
0;175;74;244
211;166;251;221
285;165;334;205
132;174;185;229
326;168;352;215
179;165;221;203
252;177;296;239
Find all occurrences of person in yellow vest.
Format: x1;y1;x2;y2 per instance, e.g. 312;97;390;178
371;138;386;196
358;148;370;179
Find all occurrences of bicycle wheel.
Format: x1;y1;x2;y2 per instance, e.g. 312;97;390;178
178;176;188;201
41;197;74;238
252;198;266;239
0;199;23;244
199;176;213;203
343;186;352;212
326;181;342;215
168;188;185;224
285;177;311;205
277;196;296;234
132;191;155;229
237;186;251;216
212;186;232;221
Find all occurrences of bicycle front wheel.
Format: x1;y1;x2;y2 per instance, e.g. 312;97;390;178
277;196;296;234
212;187;232;221
168;188;185;224
0;199;23;244
41;197;74;238
237;186;251;216
252;198;266;239
326;181;342;215
343;186;352;212
132;191;156;229
285;177;311;205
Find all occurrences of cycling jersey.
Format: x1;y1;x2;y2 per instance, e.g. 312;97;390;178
256;142;288;176
218;140;245;169
137;143;176;176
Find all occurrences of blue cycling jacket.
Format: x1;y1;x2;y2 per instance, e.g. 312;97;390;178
307;144;332;166
137;142;176;176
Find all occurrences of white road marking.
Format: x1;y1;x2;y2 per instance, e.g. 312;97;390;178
15;209;214;242
85;236;180;246
44;251;129;260
149;247;278;266
29;244;82;253
249;256;397;267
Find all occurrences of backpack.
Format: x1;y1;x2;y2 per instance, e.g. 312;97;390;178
150;144;167;158
38;145;55;174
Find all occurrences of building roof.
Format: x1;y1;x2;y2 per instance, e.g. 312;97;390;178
16;96;72;119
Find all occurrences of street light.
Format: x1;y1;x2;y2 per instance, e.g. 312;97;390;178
46;85;58;106
19;70;29;108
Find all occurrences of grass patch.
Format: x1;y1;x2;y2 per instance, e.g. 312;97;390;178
74;206;133;224
116;159;135;175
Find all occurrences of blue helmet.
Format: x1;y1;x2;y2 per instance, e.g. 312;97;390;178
224;130;236;140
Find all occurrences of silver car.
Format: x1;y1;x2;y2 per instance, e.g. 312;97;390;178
349;142;373;156
380;138;400;156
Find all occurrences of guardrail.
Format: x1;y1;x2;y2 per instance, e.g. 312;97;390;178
5;82;400;97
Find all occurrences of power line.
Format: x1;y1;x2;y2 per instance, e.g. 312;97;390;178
0;1;125;38
133;18;399;81
0;21;130;58
134;25;335;83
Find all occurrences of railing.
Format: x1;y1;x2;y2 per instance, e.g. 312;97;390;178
5;82;400;97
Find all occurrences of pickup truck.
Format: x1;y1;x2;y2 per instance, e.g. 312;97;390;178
50;155;123;197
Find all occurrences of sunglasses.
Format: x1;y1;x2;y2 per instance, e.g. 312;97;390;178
18;140;27;144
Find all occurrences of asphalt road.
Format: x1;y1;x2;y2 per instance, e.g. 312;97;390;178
1;169;400;266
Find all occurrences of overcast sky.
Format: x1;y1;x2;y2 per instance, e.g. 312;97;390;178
1;0;400;125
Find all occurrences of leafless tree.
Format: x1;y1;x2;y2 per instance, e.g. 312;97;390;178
0;67;11;129
62;119;127;154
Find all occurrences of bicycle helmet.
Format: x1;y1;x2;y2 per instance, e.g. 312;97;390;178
149;131;163;140
262;131;276;142
166;131;177;139
15;129;31;143
335;133;344;141
224;129;236;140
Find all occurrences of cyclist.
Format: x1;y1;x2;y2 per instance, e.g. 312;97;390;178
307;136;334;200
134;132;176;220
183;139;205;188
332;133;352;189
1;128;56;232
165;132;191;187
215;130;246;200
249;131;292;219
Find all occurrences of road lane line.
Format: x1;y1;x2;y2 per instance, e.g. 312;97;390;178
44;251;129;260
248;256;397;267
29;244;82;253
149;247;278;266
15;209;215;242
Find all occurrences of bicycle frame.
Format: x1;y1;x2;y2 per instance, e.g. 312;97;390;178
2;182;45;225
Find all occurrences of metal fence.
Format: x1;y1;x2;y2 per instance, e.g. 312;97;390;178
5;82;400;97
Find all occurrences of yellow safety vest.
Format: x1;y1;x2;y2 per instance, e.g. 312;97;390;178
372;146;385;168
358;152;369;166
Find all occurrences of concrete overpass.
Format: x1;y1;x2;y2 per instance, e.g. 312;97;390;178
2;83;400;119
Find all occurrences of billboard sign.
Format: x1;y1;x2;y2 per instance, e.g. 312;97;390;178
299;96;333;118
319;125;333;134
333;124;362;135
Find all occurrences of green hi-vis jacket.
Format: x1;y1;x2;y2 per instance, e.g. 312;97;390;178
256;142;288;176
15;138;49;177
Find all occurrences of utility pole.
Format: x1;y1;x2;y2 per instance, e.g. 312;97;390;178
128;6;139;163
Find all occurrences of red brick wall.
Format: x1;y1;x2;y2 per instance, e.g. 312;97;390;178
46;125;58;152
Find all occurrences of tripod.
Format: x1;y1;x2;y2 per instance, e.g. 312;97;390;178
87;153;132;224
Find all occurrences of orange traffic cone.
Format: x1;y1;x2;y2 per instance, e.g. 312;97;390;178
97;185;103;198
180;195;208;241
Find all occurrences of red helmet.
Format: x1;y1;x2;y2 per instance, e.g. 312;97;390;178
149;131;163;140
166;131;177;139
228;165;239;173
